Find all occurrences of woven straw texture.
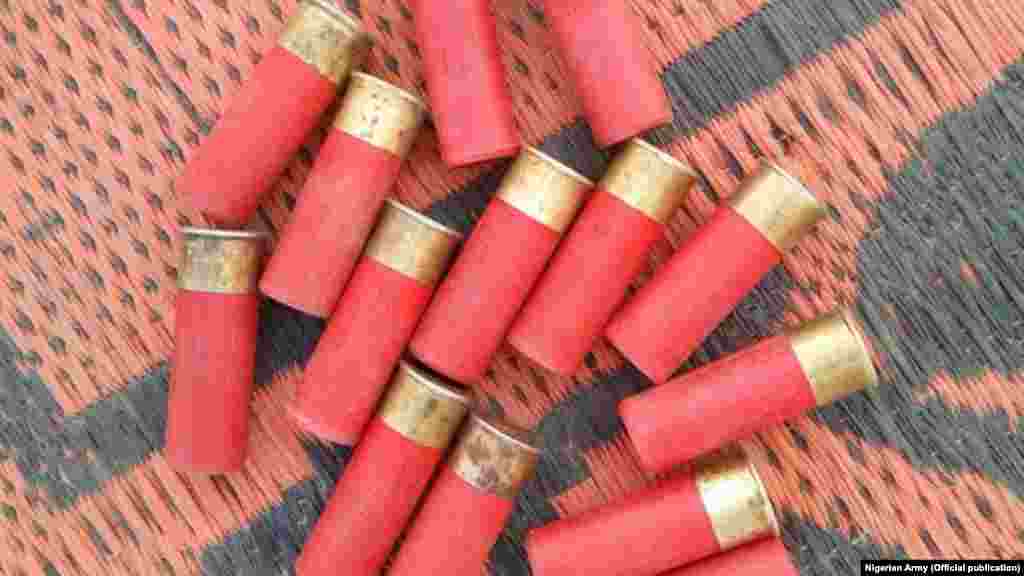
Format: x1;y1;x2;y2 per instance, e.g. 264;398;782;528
1;0;1024;574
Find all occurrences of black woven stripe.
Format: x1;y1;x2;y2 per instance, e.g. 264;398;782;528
827;59;1024;496
650;0;902;144
199;478;330;574
781;509;904;573
0;327;169;508
253;299;325;389
0;296;322;509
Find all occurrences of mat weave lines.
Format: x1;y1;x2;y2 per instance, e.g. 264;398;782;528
1;0;1023;574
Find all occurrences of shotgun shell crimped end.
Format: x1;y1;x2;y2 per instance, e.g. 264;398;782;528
789;310;880;407
365;200;462;286
278;0;370;84
178;227;267;294
604;139;698;224
379;361;470;448
498;147;593;234
451;414;540;499
729;161;829;252
695;447;778;550
334;73;428;158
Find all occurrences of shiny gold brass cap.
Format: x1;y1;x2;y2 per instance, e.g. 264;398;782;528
178;227;267;294
364;200;462;286
334;73;428;157
601;139;697;224
788;309;880;407
378;361;471;449
695;447;778;551
278;0;370;84
496;147;593;234
729;161;828;252
450;413;540;499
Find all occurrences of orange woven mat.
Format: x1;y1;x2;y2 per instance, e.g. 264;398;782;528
1;0;1023;573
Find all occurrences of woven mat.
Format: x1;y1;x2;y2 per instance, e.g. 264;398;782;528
1;0;1023;573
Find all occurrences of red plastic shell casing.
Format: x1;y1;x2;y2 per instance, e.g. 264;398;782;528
663;538;798;576
388;414;539;575
507;139;696;375
181;1;368;226
260;73;428;317
409;148;592;384
543;0;671;147
291;201;461;444
165;228;267;473
605;162;828;384
295;362;469;576
527;449;777;576
412;0;520;166
620;311;879;472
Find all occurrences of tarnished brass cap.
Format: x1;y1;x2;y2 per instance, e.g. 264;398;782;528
378;361;471;449
496;147;593;234
450;413;540;499
695;447;778;550
278;0;369;84
601;139;697;224
788;309;880;406
729;161;828;252
364;200;462;286
334;73;428;158
178;227;267;294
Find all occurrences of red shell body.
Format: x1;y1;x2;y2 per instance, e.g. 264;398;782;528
410;198;562;384
165;291;260;473
181;47;338;226
543;0;671;147
606;206;782;384
620;334;816;472
663;538;798;576
260;131;402;317
412;0;520;166
527;471;720;576
295;420;445;576
291;259;434;444
507;188;665;375
387;466;515;575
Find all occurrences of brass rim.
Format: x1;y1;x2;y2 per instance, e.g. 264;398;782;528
364;200;462;286
179;226;269;240
524;147;594;188
789;309;880;406
631;139;699;178
496;148;593;233
349;72;427;111
383;199;461;239
178;227;266;294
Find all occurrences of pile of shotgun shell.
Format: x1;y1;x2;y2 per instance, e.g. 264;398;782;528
167;1;882;574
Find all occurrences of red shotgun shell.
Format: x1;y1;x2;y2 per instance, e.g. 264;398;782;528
295;361;470;576
291;200;462;444
165;227;268;473
388;413;540;575
409;147;592;384
507;139;697;375
605;162;829;384
663;538;798;576
543;1;671;148
527;447;777;576
180;0;369;226
260;73;428;317
621;310;879;473
412;0;520;166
